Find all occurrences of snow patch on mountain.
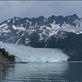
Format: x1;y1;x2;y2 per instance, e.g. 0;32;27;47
12;25;26;31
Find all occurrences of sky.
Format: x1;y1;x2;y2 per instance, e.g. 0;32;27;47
0;1;82;22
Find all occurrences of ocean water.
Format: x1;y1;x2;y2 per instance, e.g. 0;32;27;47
0;42;81;82
0;62;82;82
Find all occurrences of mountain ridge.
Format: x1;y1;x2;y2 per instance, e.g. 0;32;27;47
0;14;81;46
0;14;82;61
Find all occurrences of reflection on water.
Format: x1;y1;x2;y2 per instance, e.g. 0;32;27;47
0;64;15;82
67;62;82;82
0;62;82;82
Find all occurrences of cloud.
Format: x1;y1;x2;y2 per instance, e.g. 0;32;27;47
0;1;82;22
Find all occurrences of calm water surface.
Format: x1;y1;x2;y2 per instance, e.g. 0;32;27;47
0;62;82;82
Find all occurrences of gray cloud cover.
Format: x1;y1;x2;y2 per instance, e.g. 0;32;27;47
0;1;82;22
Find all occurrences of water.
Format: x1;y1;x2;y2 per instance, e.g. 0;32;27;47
0;62;82;82
0;42;81;82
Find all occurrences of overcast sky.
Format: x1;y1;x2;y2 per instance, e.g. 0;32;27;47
0;1;82;22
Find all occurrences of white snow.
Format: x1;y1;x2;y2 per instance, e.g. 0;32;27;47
12;25;26;31
0;25;11;33
0;23;7;28
0;42;69;63
7;19;11;23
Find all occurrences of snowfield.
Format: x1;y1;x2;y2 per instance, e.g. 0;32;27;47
0;42;68;62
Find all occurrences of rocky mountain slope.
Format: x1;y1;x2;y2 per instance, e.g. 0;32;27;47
0;14;82;61
0;14;81;45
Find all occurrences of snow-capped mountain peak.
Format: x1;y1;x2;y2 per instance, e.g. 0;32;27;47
0;14;82;46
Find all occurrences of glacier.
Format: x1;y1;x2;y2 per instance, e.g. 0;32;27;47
0;42;68;62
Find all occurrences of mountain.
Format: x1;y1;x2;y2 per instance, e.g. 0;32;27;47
0;14;81;45
0;14;82;61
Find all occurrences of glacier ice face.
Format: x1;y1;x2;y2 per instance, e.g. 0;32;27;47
0;42;68;62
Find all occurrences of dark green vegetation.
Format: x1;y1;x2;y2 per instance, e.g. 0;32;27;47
0;48;15;63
